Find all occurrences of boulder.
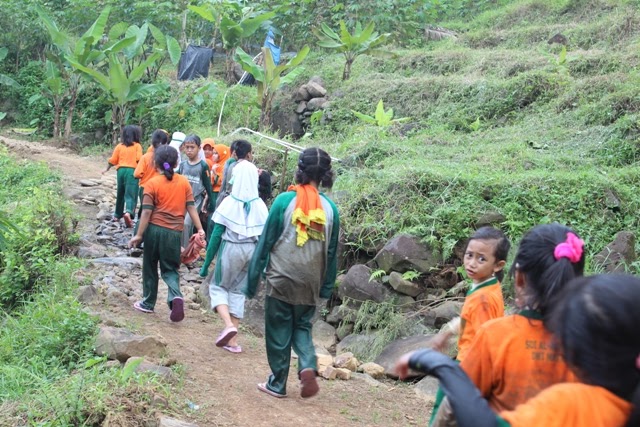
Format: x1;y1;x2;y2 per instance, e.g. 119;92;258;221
338;264;391;304
334;352;359;372
76;285;100;304
388;272;422;297
432;301;463;329
321;365;338;380
294;85;312;102
295;101;307;114
358;362;385;379
306;82;327;98
372;234;438;273
94;326;167;362
374;334;435;378
197;281;211;309
317;353;334;376
336;323;354;340
326;305;356;326
336;332;379;359
312;320;337;351
415;376;440;404
243;284;266;336
335;368;352;380
80;179;100;187
124;357;175;381
90;257;142;270
476;211;506;227
308;76;325;88
351;372;382;388
77;241;108;259
306;97;328;111
593;231;636;273
271;109;304;138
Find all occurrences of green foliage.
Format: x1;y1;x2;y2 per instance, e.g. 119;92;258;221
368;269;386;282
402;270;421;282
314;20;392;80
235;45;309;129
352;99;410;127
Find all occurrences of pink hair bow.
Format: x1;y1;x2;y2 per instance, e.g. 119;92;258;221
553;232;584;263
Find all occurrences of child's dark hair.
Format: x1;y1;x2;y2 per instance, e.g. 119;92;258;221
154;145;178;181
509;223;584;324
122;125;141;147
234;139;252;159
295;147;334;189
229;140;239;154
550;274;640;427
151;129;170;148
467;226;510;281
184;134;201;147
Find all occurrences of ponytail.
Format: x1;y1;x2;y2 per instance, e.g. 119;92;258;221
154;145;178;181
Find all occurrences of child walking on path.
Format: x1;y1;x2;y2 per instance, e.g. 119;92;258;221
199;140;267;353
428;227;510;424
246;147;340;399
178;134;214;249
133;129;169;236
396;273;640;427
432;223;582;427
128;145;205;322
103;125;143;228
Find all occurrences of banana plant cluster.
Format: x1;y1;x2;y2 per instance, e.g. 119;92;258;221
36;6;180;143
0;47;20;123
314;20;392;81
235;45;309;130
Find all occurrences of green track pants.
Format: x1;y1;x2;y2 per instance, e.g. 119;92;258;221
139;223;182;311
264;296;317;395
115;167;139;218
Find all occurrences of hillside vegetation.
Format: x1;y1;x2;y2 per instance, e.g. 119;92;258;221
286;0;640;267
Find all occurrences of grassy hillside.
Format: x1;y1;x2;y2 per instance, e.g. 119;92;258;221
276;0;640;268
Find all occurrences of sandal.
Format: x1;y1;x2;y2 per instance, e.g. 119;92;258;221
299;368;319;398
215;326;238;347
169;297;184;322
223;345;242;353
257;382;286;398
133;301;154;313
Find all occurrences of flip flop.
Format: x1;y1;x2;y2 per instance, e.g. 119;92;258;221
215;326;238;347
133;301;154;313
257;382;286;398
223;345;242;354
299;368;319;398
169;297;184;322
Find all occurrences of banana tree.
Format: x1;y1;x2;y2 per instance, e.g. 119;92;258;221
236;45;309;130
314;21;392;80
0;47;20;122
67;52;166;143
189;3;275;82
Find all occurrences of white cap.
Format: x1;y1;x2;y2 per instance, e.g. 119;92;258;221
171;131;186;145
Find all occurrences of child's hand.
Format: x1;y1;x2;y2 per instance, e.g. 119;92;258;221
429;332;450;353
199;265;209;278
197;229;206;240
128;235;142;248
395;351;416;380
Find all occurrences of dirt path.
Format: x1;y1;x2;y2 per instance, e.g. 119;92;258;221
1;136;431;427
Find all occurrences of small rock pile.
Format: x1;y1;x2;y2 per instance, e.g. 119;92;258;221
315;349;385;384
293;77;331;130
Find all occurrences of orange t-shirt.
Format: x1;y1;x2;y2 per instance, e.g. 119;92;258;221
457;277;504;363
134;147;158;187
142;174;195;231
498;383;632;427
461;312;577;412
108;142;142;169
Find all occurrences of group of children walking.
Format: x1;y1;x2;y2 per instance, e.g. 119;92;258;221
107;125;640;421
396;223;640;427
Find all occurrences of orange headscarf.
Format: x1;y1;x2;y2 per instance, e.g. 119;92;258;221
212;144;230;192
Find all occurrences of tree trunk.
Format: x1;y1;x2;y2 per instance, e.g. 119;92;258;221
260;94;273;131
181;9;188;50
63;86;78;139
111;105;119;145
225;51;236;83
53;100;62;139
343;59;353;81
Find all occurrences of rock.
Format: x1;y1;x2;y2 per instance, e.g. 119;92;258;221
157;417;198;427
125;357;175;381
306;82;327;98
321;365;338;380
184;292;197;303
388;272;422;297
351;372;382;387
326;305;356;326
448;280;468;296
374;334;435;378
80;179;100;187
432;301;463;329
91;257;142;270
335;368;352;380
358;362;385;379
338;264;391;304
77;241;108;259
188;303;201;310
336;332;380;359
295;101;307;114
294;85;312;102
94;326;167;362
604;188;621;211
393;295;416;311
198;281;211;310
243;284;266;336
308;76;325;88
476;211;506;227
317;353;334;376
271;109;305;138
306;97;328;111
415;376;440;404
334;352;359;372
593;231;636;273
151;394;169;409
106;288;131;307
184;273;200;282
312;320;336;351
76;285;100;304
372;234;438;274
547;33;568;45
336;323;354;340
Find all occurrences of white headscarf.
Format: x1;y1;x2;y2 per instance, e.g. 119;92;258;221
212;160;268;237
